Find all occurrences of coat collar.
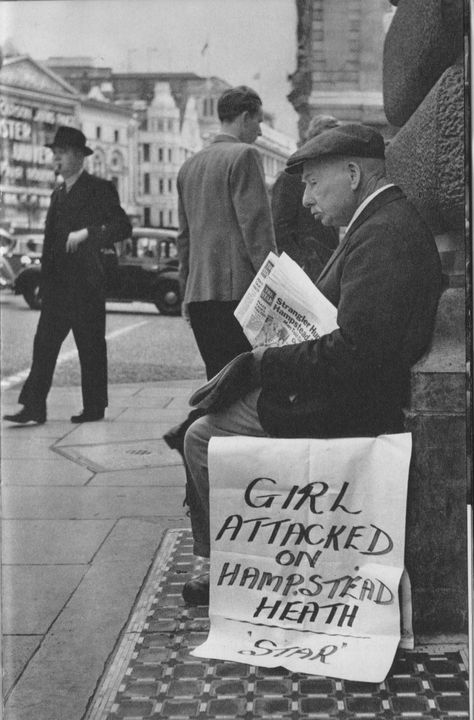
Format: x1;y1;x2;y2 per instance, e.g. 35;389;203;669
316;185;405;283
211;133;242;144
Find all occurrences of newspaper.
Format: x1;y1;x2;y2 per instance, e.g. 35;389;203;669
235;252;338;348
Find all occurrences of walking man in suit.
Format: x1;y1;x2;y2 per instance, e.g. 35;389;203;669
164;86;276;453
180;123;443;605
4;126;131;425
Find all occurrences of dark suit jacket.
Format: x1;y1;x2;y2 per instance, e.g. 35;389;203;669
177;134;276;304
41;171;131;302
258;186;442;438
271;170;338;282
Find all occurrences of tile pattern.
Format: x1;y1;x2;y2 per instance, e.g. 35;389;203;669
86;529;469;720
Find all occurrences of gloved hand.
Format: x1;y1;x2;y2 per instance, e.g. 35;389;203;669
189;347;266;413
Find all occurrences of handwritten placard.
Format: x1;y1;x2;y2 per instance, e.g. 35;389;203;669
192;433;412;682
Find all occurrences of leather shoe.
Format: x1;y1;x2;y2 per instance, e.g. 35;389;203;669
182;573;210;605
71;409;104;423
3;407;46;424
163;424;185;456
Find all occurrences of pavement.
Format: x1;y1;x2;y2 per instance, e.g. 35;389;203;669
0;380;470;720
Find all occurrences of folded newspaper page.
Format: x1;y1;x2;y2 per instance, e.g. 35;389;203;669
235;252;338;348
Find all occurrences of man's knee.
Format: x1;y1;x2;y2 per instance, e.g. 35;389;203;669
183;415;212;471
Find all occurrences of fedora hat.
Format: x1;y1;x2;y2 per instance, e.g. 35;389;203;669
45;126;94;156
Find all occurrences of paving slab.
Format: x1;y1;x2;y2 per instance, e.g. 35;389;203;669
2;565;87;633
2;485;187;519
1;456;94;485
88;464;186;487
55;437;181;471
1;437;61;459
1;519;115;563
1;636;42;697
54;421;173;446
3;521;174;720
116;406;192;422
0;419;75;439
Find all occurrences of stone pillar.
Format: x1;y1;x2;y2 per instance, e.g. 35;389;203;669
288;0;392;140
383;0;467;633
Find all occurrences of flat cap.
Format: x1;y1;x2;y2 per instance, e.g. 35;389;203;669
286;123;385;174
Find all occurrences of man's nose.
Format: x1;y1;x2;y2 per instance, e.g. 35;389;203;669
302;185;313;207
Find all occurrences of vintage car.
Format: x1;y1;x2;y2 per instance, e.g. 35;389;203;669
13;227;182;315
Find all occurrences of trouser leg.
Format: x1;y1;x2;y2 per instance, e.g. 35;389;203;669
166;301;251;492
183;389;266;558
187;301;252;380
18;307;71;412
72;302;108;411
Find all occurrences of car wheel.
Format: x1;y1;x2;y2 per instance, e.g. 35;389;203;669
24;281;42;310
154;281;181;316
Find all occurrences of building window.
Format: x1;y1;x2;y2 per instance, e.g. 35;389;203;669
159;210;164;227
159;178;164;194
96;126;101;139
167;118;173;131
158;119;164;131
167;178;172;193
143;143;150;162
144;207;151;226
168;210;173;226
144;173;150;194
158;148;164;162
168;148;172;162
209;98;214;116
114;130;119;143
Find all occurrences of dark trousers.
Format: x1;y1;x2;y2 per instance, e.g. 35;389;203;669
187;300;252;380
19;293;108;413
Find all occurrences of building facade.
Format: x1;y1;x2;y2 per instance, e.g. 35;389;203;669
48;61;297;211
78;90;139;221
288;0;395;139
0;55;79;229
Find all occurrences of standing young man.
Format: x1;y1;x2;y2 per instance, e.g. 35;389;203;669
164;86;276;453
4;126;131;425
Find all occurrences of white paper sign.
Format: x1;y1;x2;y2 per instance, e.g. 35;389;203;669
192;434;412;683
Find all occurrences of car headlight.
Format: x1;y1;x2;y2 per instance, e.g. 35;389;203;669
21;255;32;266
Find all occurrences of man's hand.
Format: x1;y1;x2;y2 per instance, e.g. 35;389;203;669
190;347;266;412
66;228;88;253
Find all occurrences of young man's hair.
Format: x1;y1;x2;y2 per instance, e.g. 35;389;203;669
217;86;262;122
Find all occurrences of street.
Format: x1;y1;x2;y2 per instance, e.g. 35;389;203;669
0;291;206;392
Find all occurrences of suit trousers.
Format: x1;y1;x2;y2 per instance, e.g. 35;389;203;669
183;388;266;558
187;301;252;380
19;289;108;413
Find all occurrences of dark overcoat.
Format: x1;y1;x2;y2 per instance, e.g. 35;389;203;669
18;171;131;413
41;170;131;304
258;186;442;438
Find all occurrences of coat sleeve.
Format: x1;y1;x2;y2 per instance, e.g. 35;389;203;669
260;223;421;395
86;181;131;249
271;171;301;259
176;173;190;295
229;146;277;271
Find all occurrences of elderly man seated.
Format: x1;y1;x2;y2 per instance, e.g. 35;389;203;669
182;123;442;606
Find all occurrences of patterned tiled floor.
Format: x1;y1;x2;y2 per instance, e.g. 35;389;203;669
85;529;469;720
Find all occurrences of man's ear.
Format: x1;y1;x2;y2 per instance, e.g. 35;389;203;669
347;161;361;190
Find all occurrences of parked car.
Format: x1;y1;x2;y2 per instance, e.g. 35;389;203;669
1;229;43;278
13;227;182;315
0;229;17;289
